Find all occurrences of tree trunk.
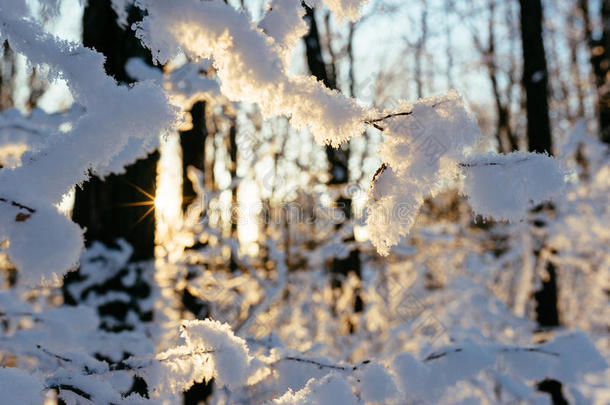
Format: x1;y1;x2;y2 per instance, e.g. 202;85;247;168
180;101;207;210
580;0;610;143
72;0;159;262
519;0;553;155
303;6;362;291
228;117;239;272
519;0;559;327
519;3;563;401
63;3;162;398
519;0;560;323
178;95;212;405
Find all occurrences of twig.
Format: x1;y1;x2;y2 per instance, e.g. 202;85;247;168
48;384;93;401
0;197;36;213
363;100;448;131
37;344;72;363
499;347;559;357
282;356;347;370
458;157;530;168
425;345;559;362
371;163;388;184
365;111;413;125
277;356;370;372
156;348;215;362
424;348;462;361
371;157;534;187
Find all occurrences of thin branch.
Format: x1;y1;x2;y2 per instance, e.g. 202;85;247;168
156;348;215;362
365;121;385;131
424;348;462;361
371;157;534;186
365;110;413;125
48;384;93;401
371;163;388;183
458;157;530;168
36;343;214;377
499;347;559;357
0;197;36;213
276;356;370;372
425;346;559;362
364;100;448;131
37;344;72;363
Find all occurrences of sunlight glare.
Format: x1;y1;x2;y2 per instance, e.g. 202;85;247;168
155;132;183;245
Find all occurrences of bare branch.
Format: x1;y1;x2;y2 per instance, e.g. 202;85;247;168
458;157;530;168
276;356;371;372
0;197;36;214
48;384;93;401
425;346;559;362
363;100;449;131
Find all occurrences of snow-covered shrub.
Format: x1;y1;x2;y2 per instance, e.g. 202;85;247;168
0;0;607;404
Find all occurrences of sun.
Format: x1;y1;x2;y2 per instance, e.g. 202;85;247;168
154;189;175;213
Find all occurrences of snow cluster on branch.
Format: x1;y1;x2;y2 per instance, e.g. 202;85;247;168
259;0;309;59
134;0;367;147
0;1;603;404
147;319;252;394
273;372;360;404
366;92;566;254
125;57;221;118
0;2;177;280
268;333;605;404
366;91;482;254
258;0;368;59
0;0;566;272
133;0;567;256
2;286;603;404
461;152;567;221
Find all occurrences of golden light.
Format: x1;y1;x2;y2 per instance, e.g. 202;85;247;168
154;188;176;213
155;132;183;245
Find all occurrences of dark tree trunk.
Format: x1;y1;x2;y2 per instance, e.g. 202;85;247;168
580;0;610;144
304;6;336;90
519;4;562;401
180;101;207;210
519;0;559;328
228;118;239;272
72;0;159;262
533;261;560;327
63;3;162;398
303;6;361;287
519;0;553;155
179;102;212;405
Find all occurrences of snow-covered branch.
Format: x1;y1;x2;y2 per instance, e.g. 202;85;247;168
135;0;366;147
365;92;567;254
0;4;176;279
